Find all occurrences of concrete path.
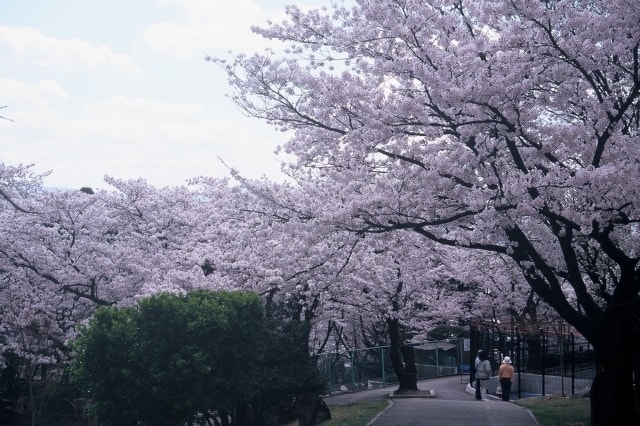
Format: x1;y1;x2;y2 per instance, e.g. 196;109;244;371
325;375;539;426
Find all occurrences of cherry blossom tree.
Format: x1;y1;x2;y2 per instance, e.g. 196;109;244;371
312;230;464;390
214;0;640;422
181;173;474;394
0;171;213;421
0;163;78;423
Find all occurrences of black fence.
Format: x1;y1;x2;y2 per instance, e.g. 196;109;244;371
470;323;596;399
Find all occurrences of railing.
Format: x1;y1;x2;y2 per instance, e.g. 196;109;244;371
314;327;597;399
315;340;465;395
470;324;597;398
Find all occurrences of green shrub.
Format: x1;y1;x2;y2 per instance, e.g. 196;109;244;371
73;290;324;426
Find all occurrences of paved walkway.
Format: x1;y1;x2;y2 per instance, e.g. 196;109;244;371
325;375;539;426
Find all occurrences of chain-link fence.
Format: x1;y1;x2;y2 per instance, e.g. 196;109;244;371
316;324;597;399
316;340;468;395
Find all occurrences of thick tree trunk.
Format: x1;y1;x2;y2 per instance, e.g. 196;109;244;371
399;345;418;390
591;369;637;426
634;323;640;418
590;304;638;426
387;318;418;391
218;408;230;426
232;403;255;426
524;334;542;372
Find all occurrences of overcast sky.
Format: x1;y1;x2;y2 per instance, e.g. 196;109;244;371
1;0;329;190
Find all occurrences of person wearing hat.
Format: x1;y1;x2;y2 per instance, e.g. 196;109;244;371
498;356;515;401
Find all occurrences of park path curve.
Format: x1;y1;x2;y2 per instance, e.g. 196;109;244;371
325;375;539;426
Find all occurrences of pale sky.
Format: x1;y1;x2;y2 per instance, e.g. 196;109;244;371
1;0;329;190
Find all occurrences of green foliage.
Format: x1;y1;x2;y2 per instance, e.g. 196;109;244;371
73;290;323;426
72;306;141;425
136;290;265;424
250;301;327;424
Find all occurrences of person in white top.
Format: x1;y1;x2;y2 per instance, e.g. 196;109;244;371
474;350;491;400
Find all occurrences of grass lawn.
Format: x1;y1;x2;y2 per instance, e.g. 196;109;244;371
314;395;591;426
321;400;390;426
515;395;591;426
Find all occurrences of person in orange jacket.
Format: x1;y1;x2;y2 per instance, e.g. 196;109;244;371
498;356;515;401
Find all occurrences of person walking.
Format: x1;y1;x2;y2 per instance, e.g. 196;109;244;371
498;356;515;401
474;350;491;400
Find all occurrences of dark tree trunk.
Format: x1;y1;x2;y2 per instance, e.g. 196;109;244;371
218;408;230;426
387;318;418;391
634;322;640;418
295;393;331;426
399;345;418;390
232;403;255;426
524;334;542;372
505;225;640;425
590;301;638;426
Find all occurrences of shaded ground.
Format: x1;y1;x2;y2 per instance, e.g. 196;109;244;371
325;375;539;426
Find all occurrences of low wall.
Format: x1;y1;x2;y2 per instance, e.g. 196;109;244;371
487;372;592;398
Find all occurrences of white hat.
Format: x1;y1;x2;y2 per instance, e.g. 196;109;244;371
503;356;512;364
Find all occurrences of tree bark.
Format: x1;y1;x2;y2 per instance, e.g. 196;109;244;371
524;334;542;372
590;304;638;426
218;408;229;426
506;225;639;424
387;318;418;391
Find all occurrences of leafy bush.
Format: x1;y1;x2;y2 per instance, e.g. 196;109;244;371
72;290;324;425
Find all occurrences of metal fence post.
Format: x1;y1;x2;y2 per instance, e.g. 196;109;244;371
516;326;521;400
470;325;476;384
327;353;332;395
381;347;386;386
570;332;575;395
540;328;546;396
350;350;356;391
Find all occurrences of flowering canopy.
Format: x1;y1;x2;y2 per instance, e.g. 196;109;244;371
216;0;639;340
215;0;639;421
